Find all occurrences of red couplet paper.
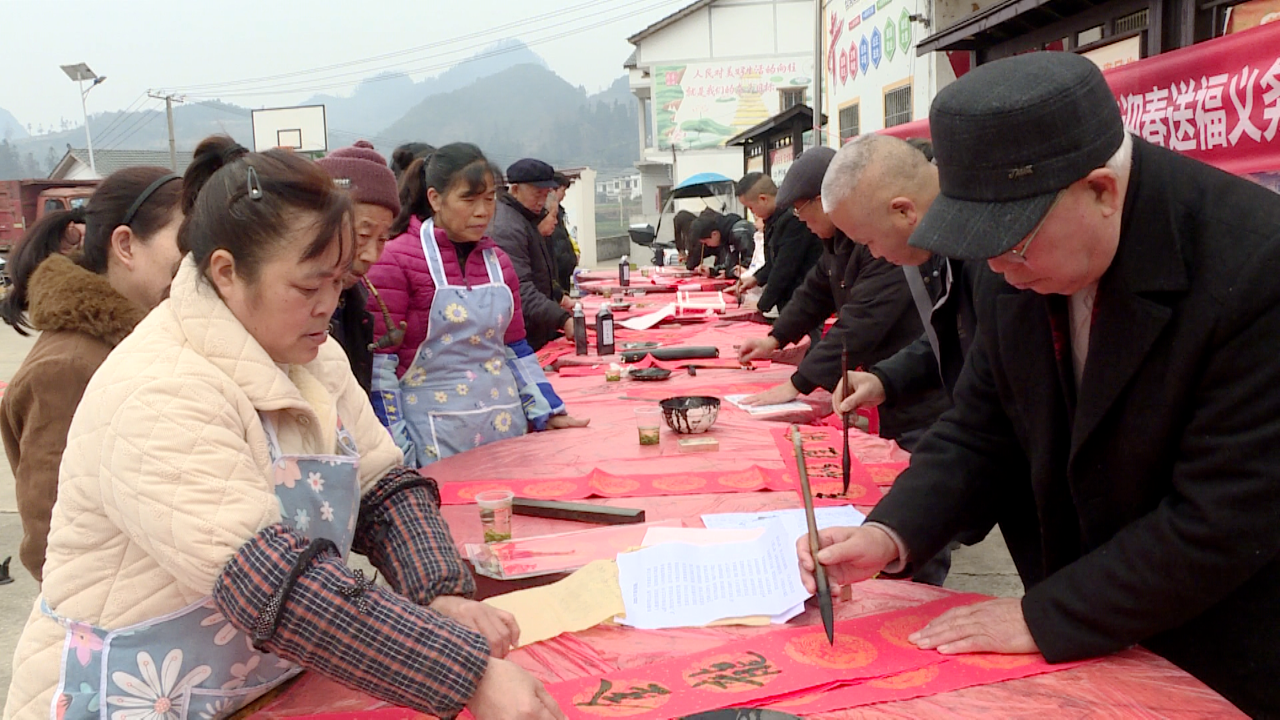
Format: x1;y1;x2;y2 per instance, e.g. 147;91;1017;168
542;594;1088;719
437;466;794;506
766;647;1095;714
769;425;884;505
864;461;910;486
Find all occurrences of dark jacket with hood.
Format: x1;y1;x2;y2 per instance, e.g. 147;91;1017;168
492;192;569;350
329;283;374;394
870;257;982;406
0;254;147;581
768;233;949;440
753;207;824;313
685;212;755;278
550;214;577;294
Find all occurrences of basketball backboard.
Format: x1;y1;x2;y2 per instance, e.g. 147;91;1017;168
250;105;327;153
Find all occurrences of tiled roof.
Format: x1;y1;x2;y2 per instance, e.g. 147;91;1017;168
64;148;195;176
627;0;715;45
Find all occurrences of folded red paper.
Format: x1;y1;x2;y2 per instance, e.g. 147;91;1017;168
537;594;1090;719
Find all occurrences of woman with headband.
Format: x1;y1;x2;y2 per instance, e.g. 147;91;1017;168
0;167;184;583
4;136;564;720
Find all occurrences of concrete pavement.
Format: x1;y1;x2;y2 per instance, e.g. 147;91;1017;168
0;322;1020;709
1;328;39;704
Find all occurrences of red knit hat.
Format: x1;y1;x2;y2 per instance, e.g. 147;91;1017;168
316;141;401;215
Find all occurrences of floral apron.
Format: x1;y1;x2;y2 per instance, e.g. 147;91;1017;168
397;219;524;465
43;414;361;720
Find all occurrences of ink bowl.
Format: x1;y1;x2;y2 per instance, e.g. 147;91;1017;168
659;396;721;434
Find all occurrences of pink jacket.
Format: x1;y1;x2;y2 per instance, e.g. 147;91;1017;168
367;216;526;376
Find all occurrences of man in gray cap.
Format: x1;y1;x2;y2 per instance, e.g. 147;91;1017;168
737;146;948;452
796;52;1280;717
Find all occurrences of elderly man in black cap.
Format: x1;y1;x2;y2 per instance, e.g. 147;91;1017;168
796;52;1280;717
737;147;948;451
492;158;574;350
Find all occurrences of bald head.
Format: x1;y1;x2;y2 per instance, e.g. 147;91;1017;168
820;134;940;266
821;134;936;212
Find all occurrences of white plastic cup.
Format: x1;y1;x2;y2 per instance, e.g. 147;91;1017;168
476;489;514;543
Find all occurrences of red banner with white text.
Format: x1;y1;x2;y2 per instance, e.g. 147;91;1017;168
878;21;1280;177
1106;20;1280;175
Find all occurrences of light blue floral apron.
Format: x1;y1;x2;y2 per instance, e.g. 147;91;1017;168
395;219;524;465
44;414;361;720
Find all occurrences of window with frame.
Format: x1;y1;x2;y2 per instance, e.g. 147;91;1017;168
884;85;912;128
779;87;807;111
656;185;672;213
839;103;861;141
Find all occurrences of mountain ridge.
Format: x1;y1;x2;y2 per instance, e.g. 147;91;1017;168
0;40;639;180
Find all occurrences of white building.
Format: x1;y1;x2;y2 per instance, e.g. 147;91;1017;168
626;0;819;231
595;170;643;202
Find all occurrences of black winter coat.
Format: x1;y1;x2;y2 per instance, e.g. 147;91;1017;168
870;257;981;405
685;212;755;278
492;192;569;350
329;284;374;393
868;140;1280;718
769;233;949;439
551;215;577;293
753;208;823;313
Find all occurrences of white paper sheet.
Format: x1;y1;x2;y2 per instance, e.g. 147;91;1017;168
618;303;676;331
637;526;801;626
700;505;867;542
615;521;811;630
640;526;765;547
724;393;813;416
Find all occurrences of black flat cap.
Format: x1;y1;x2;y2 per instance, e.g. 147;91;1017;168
910;52;1125;260
506;158;559;188
776;146;836;209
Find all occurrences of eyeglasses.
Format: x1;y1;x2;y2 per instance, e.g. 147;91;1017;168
794;197;817;214
1005;190;1065;263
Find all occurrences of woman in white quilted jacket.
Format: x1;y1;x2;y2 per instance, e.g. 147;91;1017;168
3;135;565;720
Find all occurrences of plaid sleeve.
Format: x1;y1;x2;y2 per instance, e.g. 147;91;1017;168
213;523;489;718
352;466;477;602
505;338;567;431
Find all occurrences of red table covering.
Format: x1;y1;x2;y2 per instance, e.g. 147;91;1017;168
242;321;1243;719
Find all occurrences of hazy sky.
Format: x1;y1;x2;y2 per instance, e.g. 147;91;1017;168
0;0;686;132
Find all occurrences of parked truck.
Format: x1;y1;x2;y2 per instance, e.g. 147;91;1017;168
0;179;99;253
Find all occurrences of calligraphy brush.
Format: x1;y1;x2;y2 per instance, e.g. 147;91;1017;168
792;424;835;645
841;342;851;497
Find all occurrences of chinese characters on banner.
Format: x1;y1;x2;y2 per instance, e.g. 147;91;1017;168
652;59;814;151
875;20;1280;177
538;594;1095;719
1111;52;1280;174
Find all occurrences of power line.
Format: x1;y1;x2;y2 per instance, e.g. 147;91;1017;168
94;99;164;149
101;111;164;152
91;92;150;145
179;0;679;99
166;0;611;93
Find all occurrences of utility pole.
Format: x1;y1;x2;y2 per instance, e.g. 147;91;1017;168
814;0;824;142
148;91;186;171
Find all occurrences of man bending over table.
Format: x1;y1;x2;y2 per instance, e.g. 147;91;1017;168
797;52;1280;718
736;147;948;446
